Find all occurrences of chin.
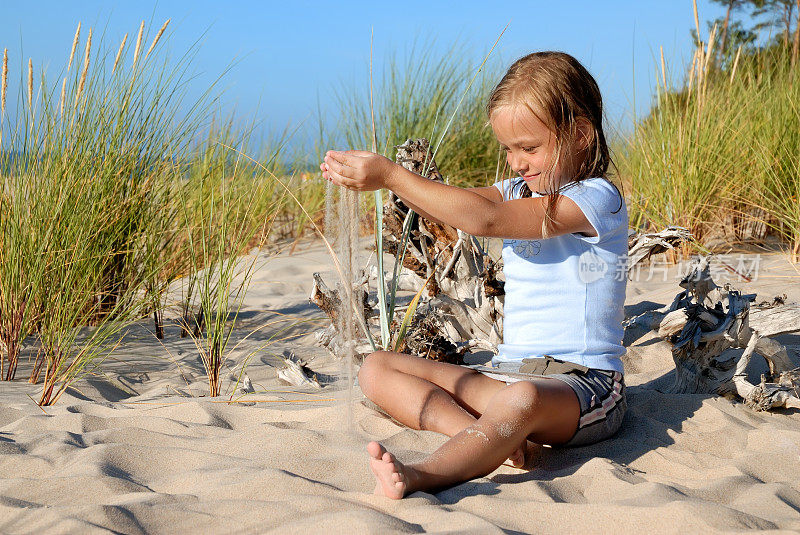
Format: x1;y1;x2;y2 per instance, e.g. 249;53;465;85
522;177;541;190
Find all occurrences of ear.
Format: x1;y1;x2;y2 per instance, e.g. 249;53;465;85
575;117;593;151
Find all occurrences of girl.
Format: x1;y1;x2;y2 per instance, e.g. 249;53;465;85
321;51;628;500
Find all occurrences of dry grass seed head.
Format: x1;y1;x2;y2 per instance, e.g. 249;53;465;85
144;19;170;62
59;77;66;119
113;33;128;74
27;58;32;111
68;22;81;71
132;21;144;70
687;49;699;93
75;28;92;109
2;48;7;115
730;46;743;84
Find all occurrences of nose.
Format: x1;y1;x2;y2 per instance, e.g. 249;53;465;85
507;151;526;175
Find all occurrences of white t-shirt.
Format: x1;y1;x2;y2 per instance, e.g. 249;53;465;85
491;177;628;374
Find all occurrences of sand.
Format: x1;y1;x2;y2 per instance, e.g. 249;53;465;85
1;239;799;534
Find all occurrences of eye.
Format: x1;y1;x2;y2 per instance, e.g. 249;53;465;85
523;146;538;153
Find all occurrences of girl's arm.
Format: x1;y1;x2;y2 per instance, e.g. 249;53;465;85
390;186;502;227
322;150;595;240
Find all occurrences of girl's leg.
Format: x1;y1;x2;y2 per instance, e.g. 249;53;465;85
368;377;580;499
357;350;508;437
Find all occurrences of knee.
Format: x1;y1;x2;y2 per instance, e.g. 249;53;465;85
494;381;542;417
357;350;393;398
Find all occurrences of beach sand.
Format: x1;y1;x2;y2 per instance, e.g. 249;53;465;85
1;239;799;534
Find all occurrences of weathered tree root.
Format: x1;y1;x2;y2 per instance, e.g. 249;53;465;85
627;226;693;270
624;256;800;411
393;305;462;364
309;271;373;360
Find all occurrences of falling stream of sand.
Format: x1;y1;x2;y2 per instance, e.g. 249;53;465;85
325;181;362;429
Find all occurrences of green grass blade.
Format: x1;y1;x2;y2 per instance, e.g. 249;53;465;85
373;189;390;349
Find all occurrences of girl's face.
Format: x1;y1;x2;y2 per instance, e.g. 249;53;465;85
490;105;578;194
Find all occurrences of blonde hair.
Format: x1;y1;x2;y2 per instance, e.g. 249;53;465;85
487;51;622;238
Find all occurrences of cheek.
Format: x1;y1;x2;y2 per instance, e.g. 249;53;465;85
525;154;541;169
536;152;554;169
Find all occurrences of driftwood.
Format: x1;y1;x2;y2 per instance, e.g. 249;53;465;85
627;226;693;270
393;304;462;364
277;351;322;389
382;139;504;348
369;265;424;293
309;272;371;325
311;138;503;363
312;169;699;364
309;271;374;359
624;256;800;411
236;374;255;394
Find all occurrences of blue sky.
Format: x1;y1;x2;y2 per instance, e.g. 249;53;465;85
2;1;732;149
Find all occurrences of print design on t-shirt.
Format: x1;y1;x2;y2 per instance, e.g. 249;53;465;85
511;239;541;258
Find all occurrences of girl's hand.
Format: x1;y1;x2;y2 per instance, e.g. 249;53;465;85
320;150;398;192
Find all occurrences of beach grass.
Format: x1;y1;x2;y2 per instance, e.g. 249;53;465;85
328;42;501;185
618;16;800;257
0;21;289;403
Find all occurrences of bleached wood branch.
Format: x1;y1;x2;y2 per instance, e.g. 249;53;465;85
277;352;322;389
627;226;693;271
626;255;800;411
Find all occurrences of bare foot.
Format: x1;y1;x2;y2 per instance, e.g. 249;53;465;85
507;443;526;468
506;440;544;469
368;441;412;499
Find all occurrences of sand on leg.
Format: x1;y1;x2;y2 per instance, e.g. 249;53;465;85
368;377;580;498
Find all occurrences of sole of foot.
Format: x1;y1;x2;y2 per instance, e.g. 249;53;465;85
368;441;408;499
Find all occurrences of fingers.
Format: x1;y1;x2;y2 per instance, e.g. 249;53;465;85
321;149;383;191
326;149;371;168
321;150;365;190
319;158;348;185
324;153;354;177
320;162;332;182
325;164;359;190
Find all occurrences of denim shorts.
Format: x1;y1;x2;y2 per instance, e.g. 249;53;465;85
469;362;627;447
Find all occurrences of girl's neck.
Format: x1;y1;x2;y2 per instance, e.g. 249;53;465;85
531;178;576;196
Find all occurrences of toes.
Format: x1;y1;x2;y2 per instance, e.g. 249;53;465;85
382;451;395;464
367;441;386;460
507;446;526;468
